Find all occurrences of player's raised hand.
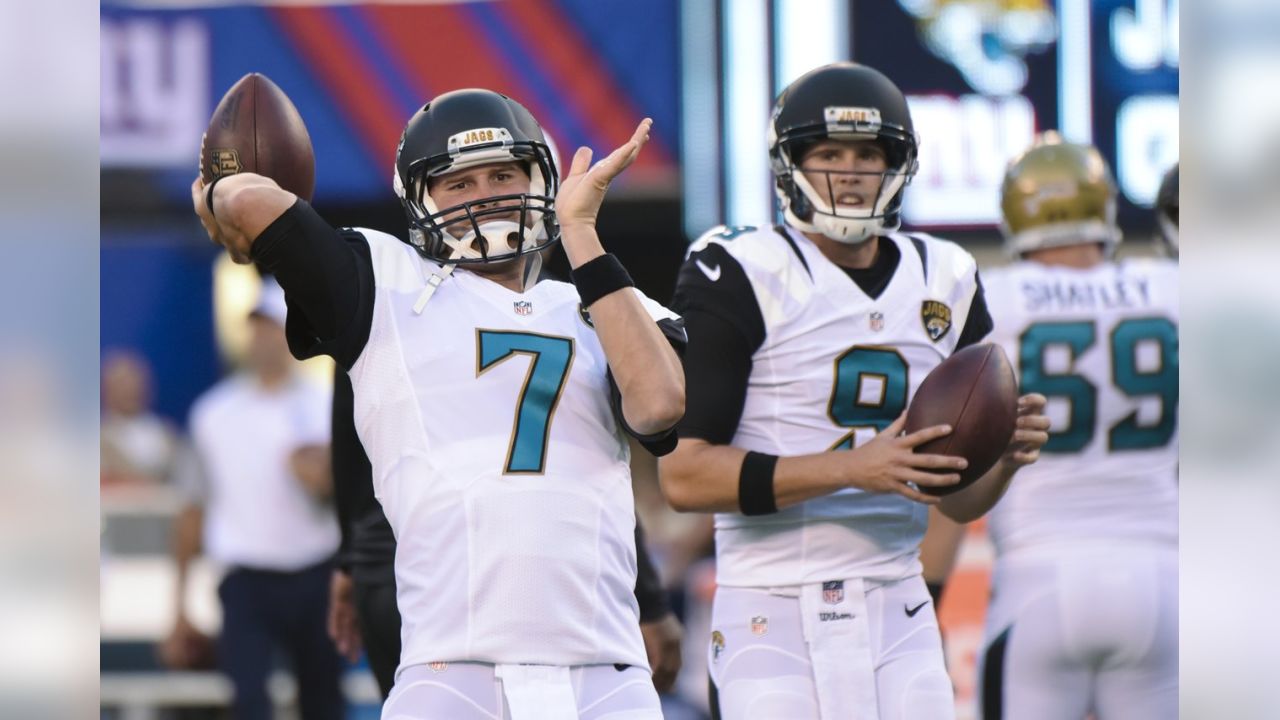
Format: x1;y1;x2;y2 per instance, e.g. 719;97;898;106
1000;393;1050;468
555;118;652;229
841;413;967;504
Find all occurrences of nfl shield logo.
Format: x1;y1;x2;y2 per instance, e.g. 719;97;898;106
869;312;885;332
428;661;448;673
513;300;533;316
750;615;768;636
823;580;844;605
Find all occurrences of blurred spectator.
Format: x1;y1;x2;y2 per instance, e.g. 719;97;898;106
100;350;178;487
160;277;344;720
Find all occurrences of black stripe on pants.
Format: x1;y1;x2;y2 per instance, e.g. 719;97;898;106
353;577;401;699
981;626;1012;720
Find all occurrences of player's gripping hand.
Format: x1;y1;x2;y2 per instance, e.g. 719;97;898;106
998;393;1050;469
841;413;966;504
192;176;252;264
640;612;683;693
555;118;652;230
327;569;362;663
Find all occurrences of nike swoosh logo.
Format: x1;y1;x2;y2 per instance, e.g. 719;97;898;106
695;258;721;282
905;601;930;618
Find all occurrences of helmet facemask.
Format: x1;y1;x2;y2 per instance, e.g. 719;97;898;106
771;125;918;245
396;128;559;265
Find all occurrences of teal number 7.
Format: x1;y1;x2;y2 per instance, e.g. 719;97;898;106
477;330;576;474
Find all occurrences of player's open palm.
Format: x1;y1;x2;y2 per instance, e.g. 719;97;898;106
556;119;652;229
843;413;966;504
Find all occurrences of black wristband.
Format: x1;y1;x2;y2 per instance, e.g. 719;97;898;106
572;253;634;308
926;581;946;609
205;173;229;219
738;451;779;516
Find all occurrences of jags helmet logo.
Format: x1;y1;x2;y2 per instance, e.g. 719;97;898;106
921;300;953;342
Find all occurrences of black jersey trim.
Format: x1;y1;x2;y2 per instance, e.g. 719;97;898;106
773;225;812;279
908;234;929;282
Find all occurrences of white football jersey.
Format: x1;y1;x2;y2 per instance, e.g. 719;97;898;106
690;225;985;587
983;258;1179;555
347;230;674;671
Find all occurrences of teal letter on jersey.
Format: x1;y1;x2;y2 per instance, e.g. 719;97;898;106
828;347;909;450
477;331;575;474
1109;317;1179;450
1019;321;1098;453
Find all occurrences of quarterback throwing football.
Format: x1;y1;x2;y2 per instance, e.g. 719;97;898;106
194;89;685;720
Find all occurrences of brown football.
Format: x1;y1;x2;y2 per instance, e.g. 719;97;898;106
905;343;1018;496
200;72;315;202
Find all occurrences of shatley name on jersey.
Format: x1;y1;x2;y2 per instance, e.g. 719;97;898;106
1020;274;1154;314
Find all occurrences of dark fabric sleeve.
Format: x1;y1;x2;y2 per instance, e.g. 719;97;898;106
607;316;688;457
330;363;397;582
250;200;376;370
954;270;994;352
670;244;765;445
330;365;360;573
634;519;671;622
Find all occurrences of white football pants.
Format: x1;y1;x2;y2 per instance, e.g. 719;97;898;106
707;575;954;720
978;544;1178;720
382;661;661;720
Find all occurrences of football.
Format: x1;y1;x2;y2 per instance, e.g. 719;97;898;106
200;72;315;202
905;343;1018;496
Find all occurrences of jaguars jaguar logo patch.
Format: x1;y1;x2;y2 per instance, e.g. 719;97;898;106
711;630;725;663
921;300;952;342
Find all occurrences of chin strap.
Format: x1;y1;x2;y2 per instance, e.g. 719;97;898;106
521;252;543;291
412;263;456;314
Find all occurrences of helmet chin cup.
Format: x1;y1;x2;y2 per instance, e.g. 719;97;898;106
442;219;532;262
815;214;880;244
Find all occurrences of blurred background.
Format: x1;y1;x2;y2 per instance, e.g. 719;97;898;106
95;1;1183;719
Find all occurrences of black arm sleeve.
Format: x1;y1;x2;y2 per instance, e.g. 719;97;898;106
670;244;765;445
330;365;361;573
607;316;688;457
954;270;994;352
634;519;671;622
250;200;376;369
330;364;397;582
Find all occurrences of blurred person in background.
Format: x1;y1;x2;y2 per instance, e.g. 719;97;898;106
326;364;685;702
658;62;1048;720
976;133;1178;719
1155;162;1179;259
100;349;179;487
192;89;685;719
161;277;344;720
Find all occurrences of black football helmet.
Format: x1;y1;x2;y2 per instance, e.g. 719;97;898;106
394;89;559;265
1155;162;1178;258
768;62;919;243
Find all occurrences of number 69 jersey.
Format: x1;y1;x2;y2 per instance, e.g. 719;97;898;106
982;258;1179;556
347;231;676;672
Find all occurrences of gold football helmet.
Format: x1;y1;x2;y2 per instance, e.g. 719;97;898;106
1000;132;1122;256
